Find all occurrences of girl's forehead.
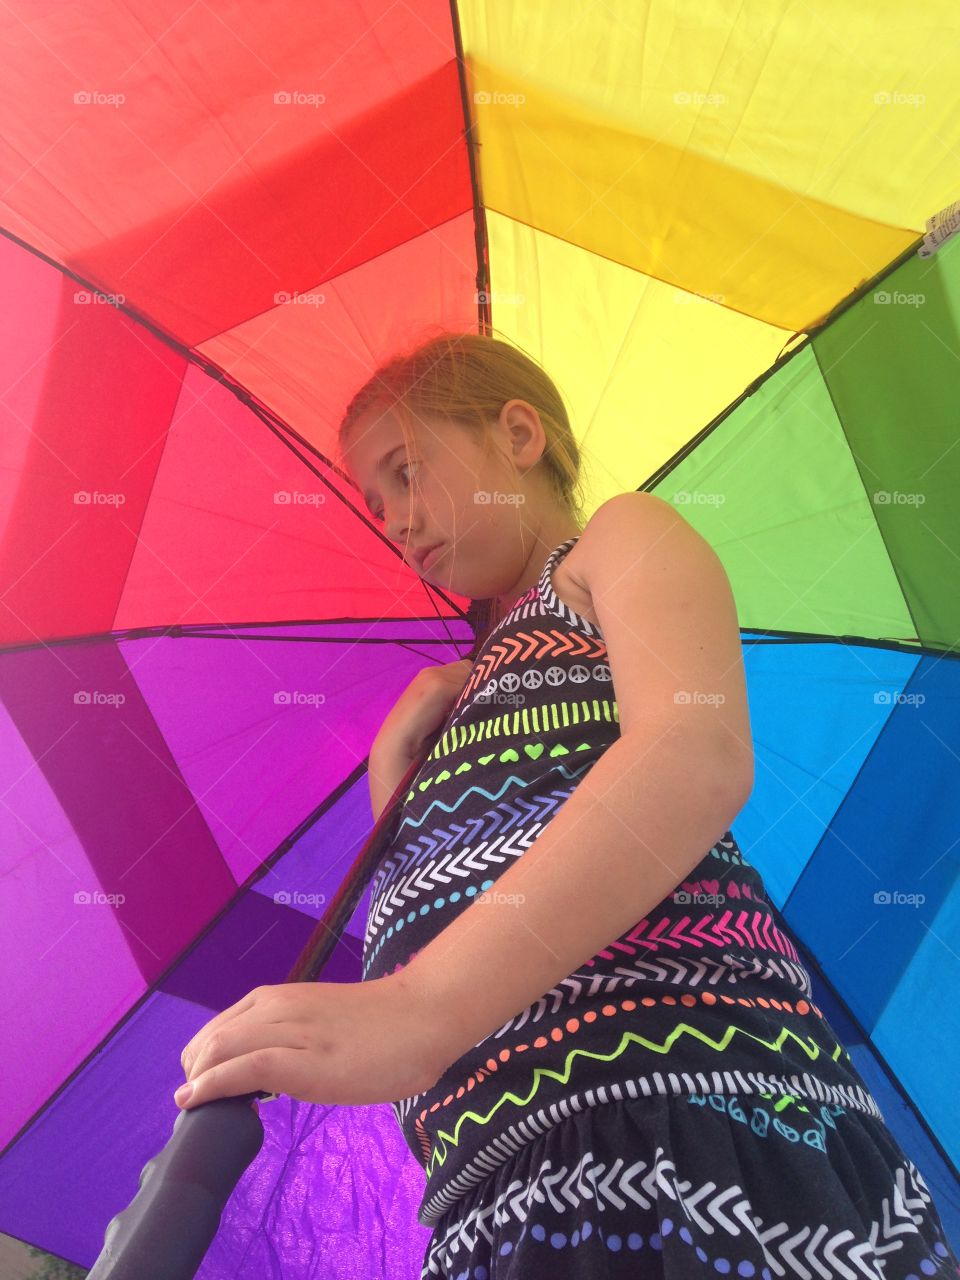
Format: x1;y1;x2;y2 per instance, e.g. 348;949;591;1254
342;409;484;478
343;409;404;463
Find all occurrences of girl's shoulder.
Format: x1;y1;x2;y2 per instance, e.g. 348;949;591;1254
555;491;669;630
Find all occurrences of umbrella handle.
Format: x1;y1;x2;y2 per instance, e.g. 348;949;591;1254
86;1097;266;1280
86;622;483;1279
85;748;431;1280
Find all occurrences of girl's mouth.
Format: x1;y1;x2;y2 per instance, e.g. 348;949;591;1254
421;543;444;573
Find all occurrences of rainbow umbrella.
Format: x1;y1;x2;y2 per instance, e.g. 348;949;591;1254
1;2;958;1275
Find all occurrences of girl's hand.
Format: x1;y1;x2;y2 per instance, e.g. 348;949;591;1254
175;974;441;1110
375;658;473;760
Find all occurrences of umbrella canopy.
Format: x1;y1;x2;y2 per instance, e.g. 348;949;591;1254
1;1;958;1275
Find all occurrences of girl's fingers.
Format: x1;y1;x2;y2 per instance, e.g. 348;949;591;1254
175;1048;304;1109
183;1019;305;1084
180;987;270;1075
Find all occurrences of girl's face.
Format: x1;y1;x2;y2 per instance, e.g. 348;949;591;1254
341;403;535;599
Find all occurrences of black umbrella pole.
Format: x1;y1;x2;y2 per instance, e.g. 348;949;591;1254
86;741;437;1280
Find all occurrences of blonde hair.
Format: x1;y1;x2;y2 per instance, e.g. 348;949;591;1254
336;329;586;656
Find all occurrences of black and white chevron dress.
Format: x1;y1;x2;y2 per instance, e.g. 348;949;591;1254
362;536;960;1280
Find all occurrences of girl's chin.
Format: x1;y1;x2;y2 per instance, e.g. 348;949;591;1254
423;543;457;583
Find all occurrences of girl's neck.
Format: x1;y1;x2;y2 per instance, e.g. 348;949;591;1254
489;519;582;628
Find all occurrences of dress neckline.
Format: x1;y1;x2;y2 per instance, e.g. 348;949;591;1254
537;535;602;638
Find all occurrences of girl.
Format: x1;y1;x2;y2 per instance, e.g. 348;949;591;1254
337;332;959;1280
177;330;958;1280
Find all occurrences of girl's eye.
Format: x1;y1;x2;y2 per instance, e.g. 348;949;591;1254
372;461;416;523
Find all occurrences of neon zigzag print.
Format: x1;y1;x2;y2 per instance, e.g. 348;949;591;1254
411;988;837;1133
363;755;613;973
371;760;594;902
391;757;595;833
363;772;597;975
415;1013;852;1176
